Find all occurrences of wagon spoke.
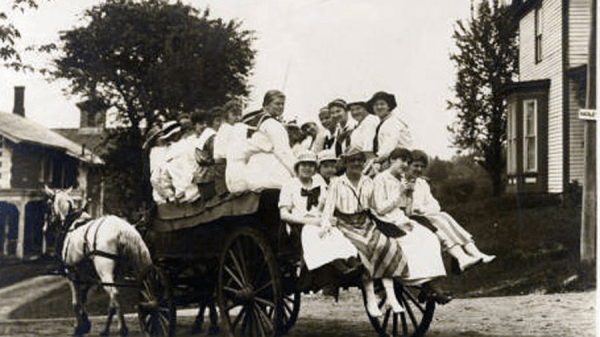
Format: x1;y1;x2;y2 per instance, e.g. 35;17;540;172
402;287;426;313
254;280;273;294
231;305;247;330
253;303;270;336
254;296;276;309
400;294;419;329
234;239;250;283
224;265;245;288
228;250;247;286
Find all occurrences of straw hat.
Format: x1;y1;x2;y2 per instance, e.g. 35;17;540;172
294;150;318;173
158;121;182;141
317;149;338;165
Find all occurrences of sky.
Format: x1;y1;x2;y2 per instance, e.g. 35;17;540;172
0;0;474;159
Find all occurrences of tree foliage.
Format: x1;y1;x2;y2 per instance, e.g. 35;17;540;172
0;0;41;70
52;0;255;135
49;0;255;216
447;0;518;196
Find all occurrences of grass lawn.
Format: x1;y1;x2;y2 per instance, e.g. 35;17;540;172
442;196;594;297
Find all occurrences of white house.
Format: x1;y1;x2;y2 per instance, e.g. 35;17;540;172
503;0;593;194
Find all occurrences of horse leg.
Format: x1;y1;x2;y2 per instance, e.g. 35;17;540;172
208;300;220;335
192;302;207;334
69;279;92;336
96;258;128;337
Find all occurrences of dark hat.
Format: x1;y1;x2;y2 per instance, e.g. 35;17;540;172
366;91;397;113
340;145;367;164
327;99;347;110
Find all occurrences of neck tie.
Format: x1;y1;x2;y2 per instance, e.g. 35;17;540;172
373;121;383;154
300;187;321;211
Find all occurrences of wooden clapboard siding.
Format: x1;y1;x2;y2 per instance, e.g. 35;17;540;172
519;0;564;193
0;137;12;189
568;0;592;67
568;78;585;184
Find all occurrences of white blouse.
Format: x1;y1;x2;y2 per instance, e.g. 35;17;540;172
278;177;327;218
321;174;373;227
411;177;441;215
376;111;413;158
351;114;380;152
372;170;412;225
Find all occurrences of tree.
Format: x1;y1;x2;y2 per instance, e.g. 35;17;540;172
1;0;42;70
447;0;518;196
52;0;255;132
50;0;255;216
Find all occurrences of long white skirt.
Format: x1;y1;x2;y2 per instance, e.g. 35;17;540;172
396;223;446;282
301;225;358;270
245;153;292;191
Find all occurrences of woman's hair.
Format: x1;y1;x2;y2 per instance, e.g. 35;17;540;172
223;99;243;115
410;150;429;167
262;90;285;107
389;147;412;162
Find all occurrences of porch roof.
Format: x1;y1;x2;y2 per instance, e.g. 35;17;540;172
0;111;104;165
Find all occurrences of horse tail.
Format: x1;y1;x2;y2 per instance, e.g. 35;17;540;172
114;217;153;276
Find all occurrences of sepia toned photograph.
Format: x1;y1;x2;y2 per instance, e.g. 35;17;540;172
0;0;595;336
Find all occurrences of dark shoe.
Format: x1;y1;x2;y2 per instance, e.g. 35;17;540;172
419;281;453;305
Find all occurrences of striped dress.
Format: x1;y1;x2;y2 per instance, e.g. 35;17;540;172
321;174;408;279
411;177;472;248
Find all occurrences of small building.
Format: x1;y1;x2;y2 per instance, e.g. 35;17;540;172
503;0;593;194
0;87;103;259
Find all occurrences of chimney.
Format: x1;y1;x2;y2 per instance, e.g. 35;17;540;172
13;86;25;117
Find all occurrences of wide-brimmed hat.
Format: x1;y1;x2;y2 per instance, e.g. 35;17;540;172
158;121;182;140
142;125;164;149
294;150;318;173
366;91;397;113
317;149;338;165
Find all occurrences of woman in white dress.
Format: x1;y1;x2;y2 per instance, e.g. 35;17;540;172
371;147;452;304
241;90;296;191
279;151;357;273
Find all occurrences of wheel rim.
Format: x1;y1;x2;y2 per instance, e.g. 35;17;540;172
218;230;281;337
279;290;301;334
364;282;435;337
138;266;175;337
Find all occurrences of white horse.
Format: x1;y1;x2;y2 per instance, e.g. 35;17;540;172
44;186;153;336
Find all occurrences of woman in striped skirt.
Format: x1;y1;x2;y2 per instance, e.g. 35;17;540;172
320;146;406;317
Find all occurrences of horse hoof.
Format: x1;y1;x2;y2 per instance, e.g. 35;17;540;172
73;321;91;336
209;325;220;335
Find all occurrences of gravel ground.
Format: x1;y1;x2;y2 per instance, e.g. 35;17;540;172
0;276;595;337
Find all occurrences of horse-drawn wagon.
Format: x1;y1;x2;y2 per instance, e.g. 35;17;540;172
139;189;436;337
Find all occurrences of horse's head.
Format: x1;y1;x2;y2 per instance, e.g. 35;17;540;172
44;185;75;233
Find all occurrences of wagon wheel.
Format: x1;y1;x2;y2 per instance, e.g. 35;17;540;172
217;227;283;337
138;265;176;337
363;281;435;337
279;290;301;334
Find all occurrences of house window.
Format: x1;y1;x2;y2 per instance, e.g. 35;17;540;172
507;102;517;175
534;6;543;63
523;99;538;172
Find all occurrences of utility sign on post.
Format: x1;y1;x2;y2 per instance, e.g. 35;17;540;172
579;109;598;120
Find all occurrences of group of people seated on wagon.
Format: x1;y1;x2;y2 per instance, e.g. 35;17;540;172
145;89;496;316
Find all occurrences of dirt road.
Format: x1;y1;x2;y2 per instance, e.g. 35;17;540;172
0;276;595;337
